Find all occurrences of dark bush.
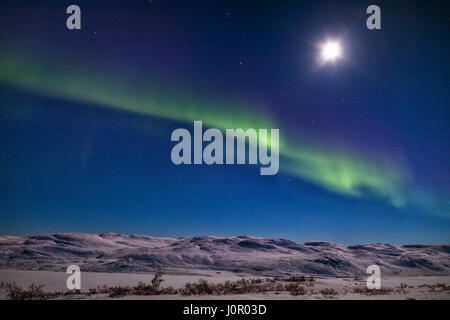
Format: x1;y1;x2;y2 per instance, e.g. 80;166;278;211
320;288;338;297
108;286;131;298
6;283;48;300
353;287;393;295
285;283;306;296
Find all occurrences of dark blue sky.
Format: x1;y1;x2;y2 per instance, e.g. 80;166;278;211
0;0;448;244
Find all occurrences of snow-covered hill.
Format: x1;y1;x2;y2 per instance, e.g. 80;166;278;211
0;233;449;276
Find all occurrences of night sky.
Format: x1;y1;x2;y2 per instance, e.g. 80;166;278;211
0;0;448;244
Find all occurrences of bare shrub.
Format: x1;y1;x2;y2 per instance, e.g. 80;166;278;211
306;277;315;287
6;283;48;300
250;278;263;284
159;286;177;295
88;288;98;295
133;281;155;295
108;286;131;298
64;289;81;296
96;284;110;294
179;279;216;296
275;283;284;291
274;275;315;287
151;271;164;290
179;278;273;296
285;283;306;296
285;275;306;282
353;286;393;295
320;288;338;297
87;285;109;295
127;270;167;296
427;283;450;292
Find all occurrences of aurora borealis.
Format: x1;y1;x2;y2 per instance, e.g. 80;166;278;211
0;0;448;243
0;51;413;206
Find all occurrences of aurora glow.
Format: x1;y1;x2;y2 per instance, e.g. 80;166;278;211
0;50;430;211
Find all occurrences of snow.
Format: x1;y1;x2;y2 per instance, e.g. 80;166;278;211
0;269;448;300
0;233;449;277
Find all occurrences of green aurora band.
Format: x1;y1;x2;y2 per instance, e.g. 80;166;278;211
0;50;444;215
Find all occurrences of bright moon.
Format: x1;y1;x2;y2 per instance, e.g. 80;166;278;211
321;41;342;62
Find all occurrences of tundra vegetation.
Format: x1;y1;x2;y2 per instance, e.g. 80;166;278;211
0;273;448;300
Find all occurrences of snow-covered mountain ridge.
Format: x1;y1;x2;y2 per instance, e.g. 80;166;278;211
1;233;449;276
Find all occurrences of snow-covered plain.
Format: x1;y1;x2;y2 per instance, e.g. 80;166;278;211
0;269;448;300
0;233;449;299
